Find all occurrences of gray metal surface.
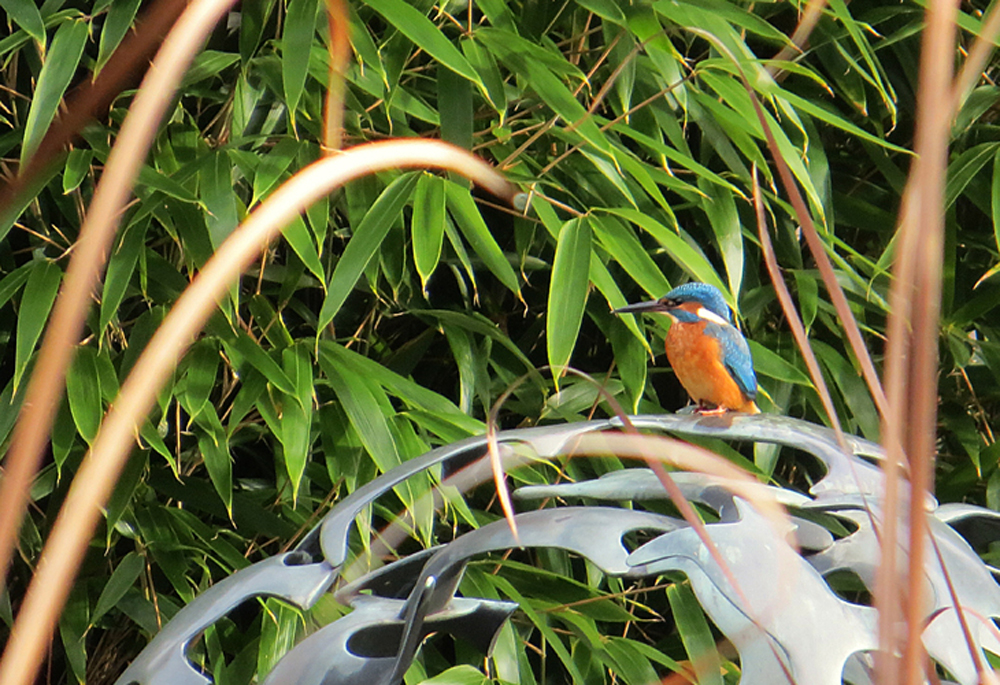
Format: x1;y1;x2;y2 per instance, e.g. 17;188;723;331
113;414;1000;685
114;552;336;685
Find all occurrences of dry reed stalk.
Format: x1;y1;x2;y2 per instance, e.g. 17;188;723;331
876;0;957;684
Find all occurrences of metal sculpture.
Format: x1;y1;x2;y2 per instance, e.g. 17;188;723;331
113;414;1000;685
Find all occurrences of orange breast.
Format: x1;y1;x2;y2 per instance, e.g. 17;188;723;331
665;321;756;412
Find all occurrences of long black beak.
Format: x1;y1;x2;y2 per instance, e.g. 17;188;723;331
612;299;670;315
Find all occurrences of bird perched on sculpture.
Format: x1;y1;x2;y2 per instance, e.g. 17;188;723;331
614;282;759;414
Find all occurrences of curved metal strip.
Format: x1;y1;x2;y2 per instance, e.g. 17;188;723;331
260;594;517;685
514;469;832;550
628;499;877;685
113;552;336;685
302;420;615;567
617;414;892;504
115;414;1000;685
807;502;1000;685
382;506;684;685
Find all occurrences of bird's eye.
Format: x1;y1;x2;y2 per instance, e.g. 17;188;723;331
662;298;680;307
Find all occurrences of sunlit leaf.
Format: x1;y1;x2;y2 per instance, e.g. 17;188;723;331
0;0;46;44
362;0;482;86
412;172;447;289
66;346;102;445
14;260;62;392
547;217;592;378
282;0;320;121
318;172;419;331
21;18;89;166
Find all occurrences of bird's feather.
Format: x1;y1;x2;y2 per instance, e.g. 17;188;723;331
706;322;757;400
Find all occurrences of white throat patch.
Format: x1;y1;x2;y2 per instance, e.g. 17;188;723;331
696;307;729;326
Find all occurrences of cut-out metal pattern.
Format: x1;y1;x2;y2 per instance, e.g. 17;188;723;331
114;414;1000;685
114;552;336;685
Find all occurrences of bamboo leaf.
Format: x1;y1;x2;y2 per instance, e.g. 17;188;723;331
201;151;240;249
318;172;419;331
224;329;297;396
547;217;592;378
478;28;611;155
21;18;89;166
96;0;142;73
438;66;473;150
100;217;148;335
282;215;326;284
282;0;320;120
320;353;402;474
445;179;520;295
993;150;1000;258
182;340;219;421
667;583;723;685
91;552;145;626
280;343;314;500
62;148;93;194
196;406;233;514
599;208;729;295
0;0;46;44
66;346;102;445
591;214;671;298
412;172;447;289
15;260;62;393
362;0;482;86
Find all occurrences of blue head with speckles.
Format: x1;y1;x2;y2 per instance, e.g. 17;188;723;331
662;283;732;323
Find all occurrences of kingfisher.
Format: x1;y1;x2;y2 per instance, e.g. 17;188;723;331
614;282;760;414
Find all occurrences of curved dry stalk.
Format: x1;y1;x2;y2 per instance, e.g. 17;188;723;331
322;0;350;153
0;139;515;685
0;0;241;594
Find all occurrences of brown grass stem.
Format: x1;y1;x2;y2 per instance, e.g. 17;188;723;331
768;0;827;79
877;0;957;683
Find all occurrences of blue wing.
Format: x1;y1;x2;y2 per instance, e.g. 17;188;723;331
706;322;757;400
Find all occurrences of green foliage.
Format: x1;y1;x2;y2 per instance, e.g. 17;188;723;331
2;0;1000;683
